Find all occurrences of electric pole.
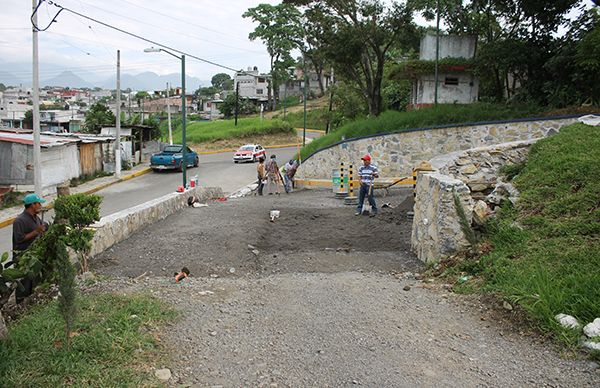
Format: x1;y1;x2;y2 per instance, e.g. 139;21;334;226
32;0;42;195
167;82;173;144
116;49;122;178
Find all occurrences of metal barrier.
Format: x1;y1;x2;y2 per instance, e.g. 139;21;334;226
335;162;347;198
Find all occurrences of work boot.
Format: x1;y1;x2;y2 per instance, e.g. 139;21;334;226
355;211;361;216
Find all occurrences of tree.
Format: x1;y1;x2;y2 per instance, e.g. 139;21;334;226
244;3;302;110
211;73;233;91
84;102;115;133
220;94;256;118
23;110;33;128
0;83;6;92
286;0;418;116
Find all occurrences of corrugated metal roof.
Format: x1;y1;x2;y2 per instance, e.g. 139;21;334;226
0;130;80;148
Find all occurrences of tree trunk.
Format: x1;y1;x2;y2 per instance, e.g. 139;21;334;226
0;311;7;341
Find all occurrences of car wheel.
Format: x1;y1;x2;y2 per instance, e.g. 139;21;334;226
234;160;238;164
252;156;256;163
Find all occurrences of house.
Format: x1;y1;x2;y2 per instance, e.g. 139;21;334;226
233;67;269;102
0;129;81;194
278;68;334;99
101;125;158;164
408;33;479;109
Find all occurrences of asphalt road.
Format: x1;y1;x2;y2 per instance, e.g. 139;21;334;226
0;146;298;255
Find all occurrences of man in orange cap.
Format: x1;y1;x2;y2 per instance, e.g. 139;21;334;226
356;154;379;216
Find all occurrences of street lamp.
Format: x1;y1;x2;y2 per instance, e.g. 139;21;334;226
144;47;187;188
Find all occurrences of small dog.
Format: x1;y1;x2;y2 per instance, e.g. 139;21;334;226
269;210;280;222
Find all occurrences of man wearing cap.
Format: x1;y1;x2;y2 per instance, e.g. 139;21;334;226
11;193;48;303
356;154;379;217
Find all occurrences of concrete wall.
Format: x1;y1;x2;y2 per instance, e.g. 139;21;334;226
297;117;580;181
420;34;477;60
89;186;223;258
415;73;478;105
411;140;537;263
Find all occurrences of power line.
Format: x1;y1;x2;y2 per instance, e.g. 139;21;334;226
35;0;243;73
70;0;265;55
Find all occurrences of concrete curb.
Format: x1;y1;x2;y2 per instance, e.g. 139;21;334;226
296;177;414;189
0;167;152;229
198;143;301;155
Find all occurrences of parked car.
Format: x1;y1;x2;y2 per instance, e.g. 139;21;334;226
233;144;266;163
150;145;199;172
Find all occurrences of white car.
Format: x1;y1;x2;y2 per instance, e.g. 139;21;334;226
233;144;267;163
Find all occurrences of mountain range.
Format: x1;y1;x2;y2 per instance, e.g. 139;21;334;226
0;69;208;91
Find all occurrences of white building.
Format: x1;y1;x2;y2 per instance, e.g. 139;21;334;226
233;67;269;102
410;33;479;108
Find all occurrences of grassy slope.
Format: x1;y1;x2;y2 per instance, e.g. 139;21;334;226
299;103;545;160
160;117;294;144
478;123;600;340
0;293;175;386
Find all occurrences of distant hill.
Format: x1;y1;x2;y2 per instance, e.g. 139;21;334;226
0;71;26;87
0;62;209;91
101;72;207;91
42;71;93;88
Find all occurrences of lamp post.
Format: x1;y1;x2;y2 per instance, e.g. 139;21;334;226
144;47;187;188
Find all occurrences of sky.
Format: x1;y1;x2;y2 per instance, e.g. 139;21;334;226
0;0;595;86
0;0;282;83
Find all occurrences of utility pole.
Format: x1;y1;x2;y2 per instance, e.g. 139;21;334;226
181;55;187;188
166;82;173;144
234;80;239;126
434;0;440;107
302;59;308;147
115;49;122;178
32;0;42;195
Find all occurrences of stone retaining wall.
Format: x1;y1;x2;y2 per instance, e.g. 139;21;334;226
297;116;579;180
89;187;223;258
411;140;540;263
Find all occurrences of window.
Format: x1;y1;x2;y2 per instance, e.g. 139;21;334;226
258;77;265;83
256;89;263;95
444;77;459;86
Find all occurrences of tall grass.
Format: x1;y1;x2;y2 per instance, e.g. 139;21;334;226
481;123;600;337
163;117;294;144
300;103;545;160
0;293;175;386
275;108;331;131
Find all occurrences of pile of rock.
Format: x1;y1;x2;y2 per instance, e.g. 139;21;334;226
556;314;600;352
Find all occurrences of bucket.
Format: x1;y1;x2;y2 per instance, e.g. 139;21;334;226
190;179;196;188
332;169;340;194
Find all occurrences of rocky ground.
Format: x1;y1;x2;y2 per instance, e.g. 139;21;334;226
91;188;600;387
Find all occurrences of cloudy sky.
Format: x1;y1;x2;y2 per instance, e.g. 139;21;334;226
0;0;595;85
1;0;282;83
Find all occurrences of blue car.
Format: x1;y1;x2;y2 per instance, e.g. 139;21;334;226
150;145;199;172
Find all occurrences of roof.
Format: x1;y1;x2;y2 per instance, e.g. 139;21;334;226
0;130;80;148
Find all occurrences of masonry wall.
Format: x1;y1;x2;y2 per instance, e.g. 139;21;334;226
89;186;223;258
411;140;538;263
297;117;579;181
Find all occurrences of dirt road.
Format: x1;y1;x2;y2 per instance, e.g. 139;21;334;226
92;189;599;387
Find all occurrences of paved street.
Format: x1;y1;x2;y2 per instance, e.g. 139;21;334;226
0;146;298;255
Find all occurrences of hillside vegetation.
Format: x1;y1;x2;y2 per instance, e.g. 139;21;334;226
160;117;294;145
299;103;546;160
456;123;600;343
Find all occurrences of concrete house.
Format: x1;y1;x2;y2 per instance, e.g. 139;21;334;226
0;130;81;194
234;67;269;102
410;33;479;108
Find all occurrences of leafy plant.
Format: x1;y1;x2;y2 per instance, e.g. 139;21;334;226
0;194;102;345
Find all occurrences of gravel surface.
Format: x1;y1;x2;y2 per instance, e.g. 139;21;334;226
90;188;600;387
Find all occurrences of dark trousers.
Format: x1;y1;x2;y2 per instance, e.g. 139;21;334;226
356;183;377;213
257;174;264;195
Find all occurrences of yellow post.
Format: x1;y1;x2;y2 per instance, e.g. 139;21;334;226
340;162;345;194
348;164;355;198
412;169;417;197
